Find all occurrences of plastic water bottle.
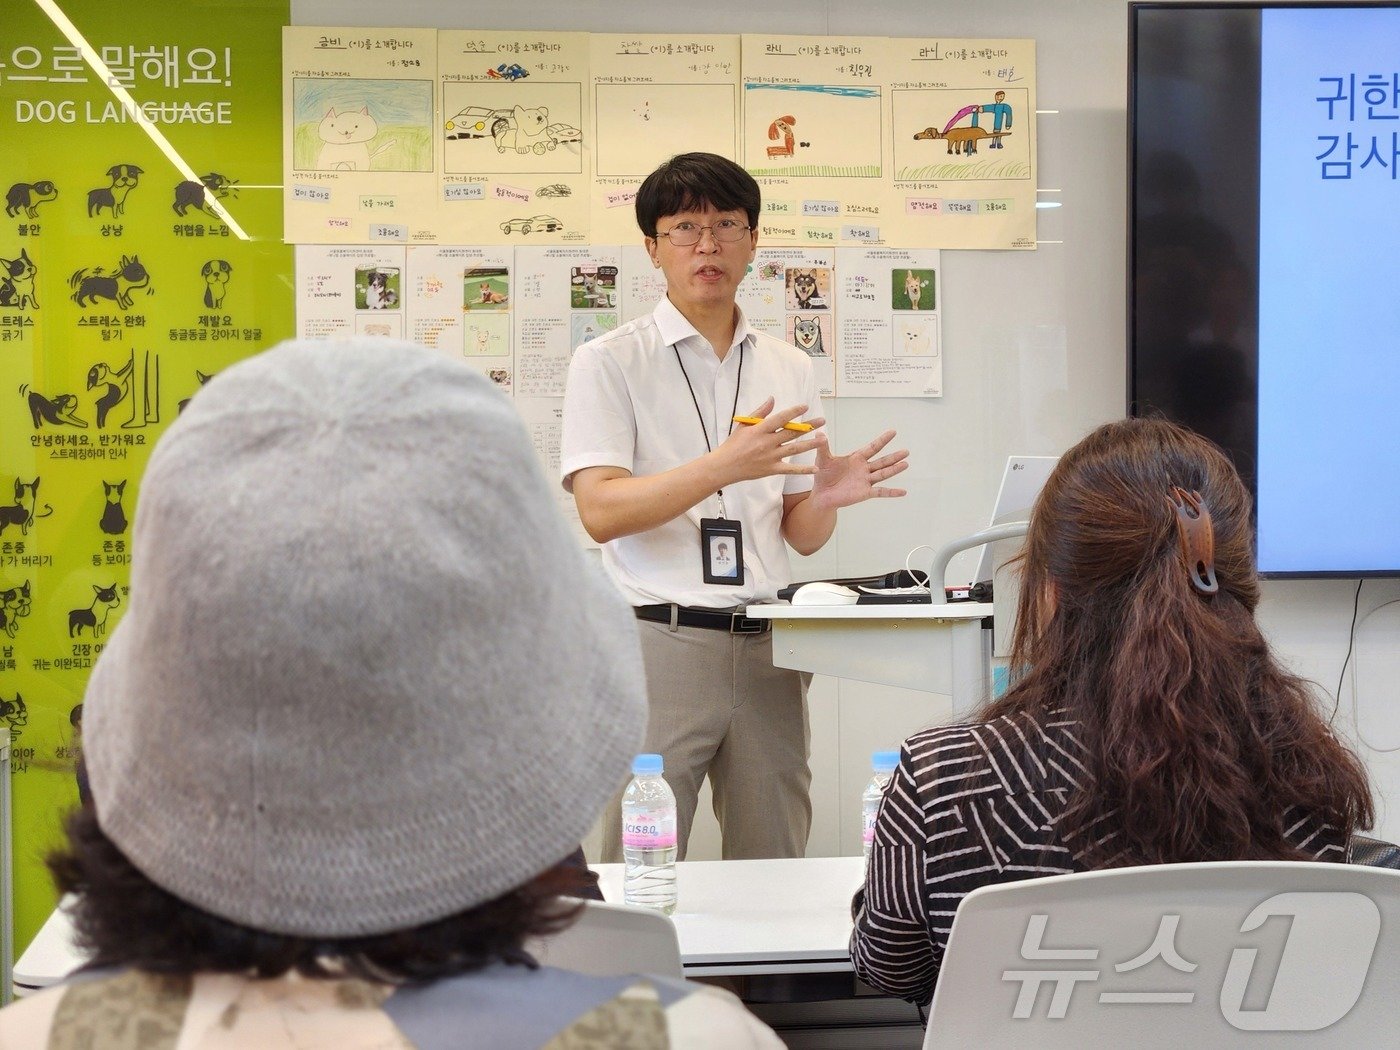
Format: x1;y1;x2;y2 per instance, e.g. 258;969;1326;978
622;753;678;915
863;750;900;862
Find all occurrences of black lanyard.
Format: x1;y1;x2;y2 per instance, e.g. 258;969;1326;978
673;340;744;518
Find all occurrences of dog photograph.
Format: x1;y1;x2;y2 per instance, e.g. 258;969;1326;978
784;266;831;311
465;266;510;311
355;266;401;311
892;268;936;311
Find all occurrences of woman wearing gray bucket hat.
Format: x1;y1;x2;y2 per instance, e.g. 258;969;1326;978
0;339;781;1048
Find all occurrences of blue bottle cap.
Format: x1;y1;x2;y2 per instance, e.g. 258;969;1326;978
633;753;664;775
872;750;900;774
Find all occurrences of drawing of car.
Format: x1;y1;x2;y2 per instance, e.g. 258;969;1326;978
546;123;583;146
487;63;530;81
500;215;564;235
445;106;512;140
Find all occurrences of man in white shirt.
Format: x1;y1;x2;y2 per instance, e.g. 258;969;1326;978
561;153;908;860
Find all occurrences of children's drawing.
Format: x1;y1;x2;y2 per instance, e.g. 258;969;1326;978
785;313;832;358
355;313;402;339
913;125;1008;156
487;63;530;81
893;88;1030;182
571;312;618;349
594;84;736;178
744;84;881;177
893;315;939;358
767;115;796;158
6;180;58;218
464;313;509;358
442;82;584;175
500;214;564;235
316;107;398;170
292;79;433;172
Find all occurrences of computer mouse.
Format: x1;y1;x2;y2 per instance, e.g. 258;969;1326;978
790;581;860;606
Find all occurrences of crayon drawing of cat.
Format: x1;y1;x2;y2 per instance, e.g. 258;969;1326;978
316;107;397;171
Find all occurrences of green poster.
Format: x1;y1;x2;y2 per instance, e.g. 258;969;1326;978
0;0;292;953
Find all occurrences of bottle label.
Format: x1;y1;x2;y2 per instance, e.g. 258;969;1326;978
863;808;877;846
622;809;677;849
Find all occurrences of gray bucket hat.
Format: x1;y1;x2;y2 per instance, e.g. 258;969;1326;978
83;338;646;937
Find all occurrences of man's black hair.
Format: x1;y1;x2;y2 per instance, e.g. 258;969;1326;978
635;152;760;238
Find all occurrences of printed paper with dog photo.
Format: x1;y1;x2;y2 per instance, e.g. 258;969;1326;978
734;246;835;398
513;244;621;397
295;244;407;341
834;246;942;398
404;246;514;388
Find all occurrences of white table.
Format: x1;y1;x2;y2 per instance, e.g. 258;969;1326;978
15;857;866;992
594;856;863;977
747;602;993;713
12;899;81;995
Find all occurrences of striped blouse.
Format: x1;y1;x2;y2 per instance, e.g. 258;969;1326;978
849;710;1347;1006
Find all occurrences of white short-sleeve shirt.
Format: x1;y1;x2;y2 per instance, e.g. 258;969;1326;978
562;297;822;609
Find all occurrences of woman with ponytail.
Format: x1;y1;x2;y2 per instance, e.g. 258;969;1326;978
849;417;1373;1005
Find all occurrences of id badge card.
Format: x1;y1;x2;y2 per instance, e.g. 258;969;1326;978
700;517;744;585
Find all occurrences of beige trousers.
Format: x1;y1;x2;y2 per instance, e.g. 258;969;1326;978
601;618;812;861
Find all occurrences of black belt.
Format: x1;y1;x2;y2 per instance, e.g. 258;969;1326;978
634;603;770;634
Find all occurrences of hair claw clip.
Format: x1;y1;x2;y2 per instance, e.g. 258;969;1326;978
1166;486;1218;595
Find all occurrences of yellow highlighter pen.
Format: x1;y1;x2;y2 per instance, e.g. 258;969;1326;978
733;416;815;433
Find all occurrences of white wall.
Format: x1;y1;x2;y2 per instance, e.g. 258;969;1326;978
295;0;1400;852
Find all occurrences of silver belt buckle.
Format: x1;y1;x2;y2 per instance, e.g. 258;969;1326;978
729;611;765;634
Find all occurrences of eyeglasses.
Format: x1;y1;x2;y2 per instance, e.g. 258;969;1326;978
656;219;751;246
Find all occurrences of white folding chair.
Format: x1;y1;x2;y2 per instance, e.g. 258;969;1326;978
924;861;1400;1049
525;899;683;979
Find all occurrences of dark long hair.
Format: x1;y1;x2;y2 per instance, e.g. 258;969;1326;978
985;418;1372;865
49;804;590;983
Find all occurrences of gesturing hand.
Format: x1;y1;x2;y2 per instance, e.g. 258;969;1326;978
807;429;909;511
715;397;826;484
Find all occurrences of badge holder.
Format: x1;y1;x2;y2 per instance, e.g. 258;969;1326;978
701;518;744;585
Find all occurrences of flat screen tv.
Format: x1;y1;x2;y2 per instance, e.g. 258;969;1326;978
1129;3;1400;577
